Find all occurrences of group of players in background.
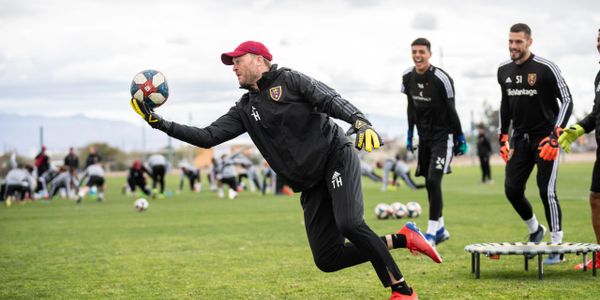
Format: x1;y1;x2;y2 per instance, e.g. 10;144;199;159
1;146;105;205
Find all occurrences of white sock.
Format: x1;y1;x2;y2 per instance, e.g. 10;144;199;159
438;216;445;229
551;231;563;244
427;220;440;236
525;215;539;234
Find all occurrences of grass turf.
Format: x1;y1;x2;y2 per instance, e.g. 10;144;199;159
0;162;598;299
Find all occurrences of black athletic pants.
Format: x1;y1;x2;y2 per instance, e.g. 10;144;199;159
479;154;491;182
128;177;151;196
505;134;562;233
301;144;402;287
151;165;166;193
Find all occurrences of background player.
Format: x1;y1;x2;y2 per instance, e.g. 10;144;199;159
148;153;167;197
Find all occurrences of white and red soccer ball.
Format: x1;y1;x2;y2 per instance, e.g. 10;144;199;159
130;70;169;108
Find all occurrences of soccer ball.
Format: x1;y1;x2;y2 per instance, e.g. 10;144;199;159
406;201;422;218
374;203;392;219
134;198;149;212
130;69;169;108
389;202;408;219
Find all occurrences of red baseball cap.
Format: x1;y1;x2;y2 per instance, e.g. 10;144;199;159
221;41;272;65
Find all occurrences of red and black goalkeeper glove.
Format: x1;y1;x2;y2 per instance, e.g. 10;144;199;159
538;127;563;161
498;134;510;163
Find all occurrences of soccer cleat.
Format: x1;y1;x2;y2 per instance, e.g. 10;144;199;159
574;253;600;270
529;225;546;243
228;189;238;199
76;196;82;204
435;227;450;245
543;253;565;265
424;233;436;247
399;222;442;263
390;290;418;300
526;225;546;259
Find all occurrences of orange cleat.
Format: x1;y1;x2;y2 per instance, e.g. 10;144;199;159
398;222;442;263
574;253;600;270
390;290;418;300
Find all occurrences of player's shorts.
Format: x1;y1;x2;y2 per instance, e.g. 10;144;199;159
592;148;600;193
87;175;105;187
415;134;454;177
152;165;166;176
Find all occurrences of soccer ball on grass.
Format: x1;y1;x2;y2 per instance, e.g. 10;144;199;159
406;201;422;218
389;202;408;219
134;198;149;212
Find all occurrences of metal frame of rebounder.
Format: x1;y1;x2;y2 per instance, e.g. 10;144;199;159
465;242;599;280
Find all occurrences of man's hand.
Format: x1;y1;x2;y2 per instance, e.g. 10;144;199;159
538;127;563;161
406;129;415;153
130;98;164;129
453;134;468;156
558;124;585;153
499;134;510;163
346;118;383;152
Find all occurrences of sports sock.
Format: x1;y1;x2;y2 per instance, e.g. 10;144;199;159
381;234;407;249
427;220;440;236
550;230;563;244
525;215;539;234
391;280;412;295
438;216;445;229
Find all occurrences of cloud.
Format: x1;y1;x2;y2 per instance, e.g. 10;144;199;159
411;12;437;30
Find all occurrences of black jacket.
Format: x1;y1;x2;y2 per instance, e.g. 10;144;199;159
476;133;492;157
401;65;464;140
498;54;573;138
577;70;600;142
163;65;365;192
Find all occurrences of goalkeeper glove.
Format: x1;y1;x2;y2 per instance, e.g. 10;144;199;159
498;134;510;163
558;124;585;153
406;129;415;153
346;116;383;152
538;127;563;161
453;134;468;155
130;98;171;131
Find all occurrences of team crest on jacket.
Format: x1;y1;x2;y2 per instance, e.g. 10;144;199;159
269;86;282;101
527;73;537;86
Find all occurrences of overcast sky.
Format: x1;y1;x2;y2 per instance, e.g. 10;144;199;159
1;0;599;133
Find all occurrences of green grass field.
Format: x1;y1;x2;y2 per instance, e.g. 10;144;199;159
1;163;598;299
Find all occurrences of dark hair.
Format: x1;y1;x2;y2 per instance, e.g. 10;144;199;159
510;23;531;37
411;38;431;52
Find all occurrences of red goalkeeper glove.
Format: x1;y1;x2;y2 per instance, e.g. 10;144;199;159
538;127;563;161
498;134;510;163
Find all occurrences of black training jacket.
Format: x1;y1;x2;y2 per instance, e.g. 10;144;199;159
577;70;600;143
498;53;573;137
401;65;464;141
162;65;364;192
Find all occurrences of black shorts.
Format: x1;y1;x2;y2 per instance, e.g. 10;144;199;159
415;135;454;177
592;148;600;193
87;175;105;187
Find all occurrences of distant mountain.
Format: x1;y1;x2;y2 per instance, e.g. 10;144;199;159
0;113;406;157
0;113;172;156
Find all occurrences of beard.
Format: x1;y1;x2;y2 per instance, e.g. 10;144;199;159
510;49;524;61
